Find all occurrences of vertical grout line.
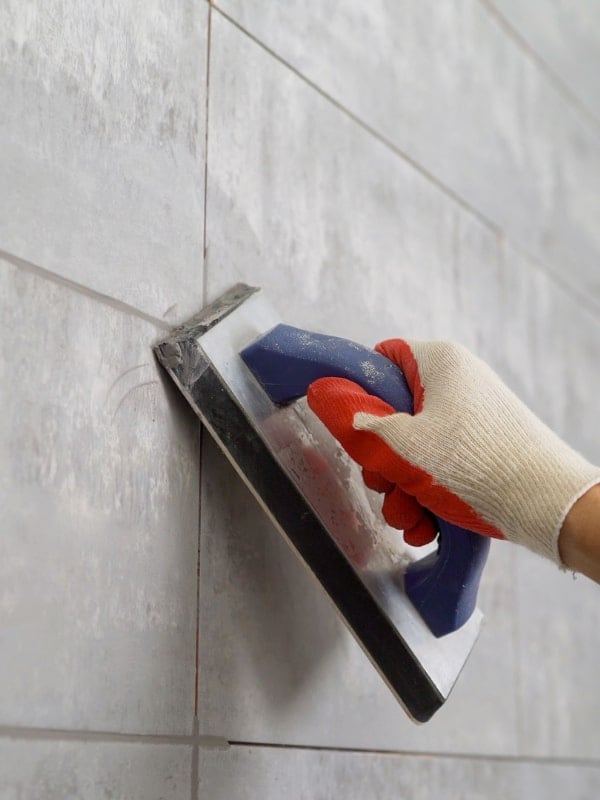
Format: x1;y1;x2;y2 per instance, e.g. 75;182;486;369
193;11;213;800
195;0;213;725
202;2;213;302
190;718;200;800
190;401;203;800
193;428;203;722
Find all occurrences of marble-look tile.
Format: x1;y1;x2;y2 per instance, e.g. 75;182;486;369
433;222;600;762
213;1;600;302
0;0;207;322
0;259;199;733
0;738;191;800
495;243;600;465
198;744;600;799
483;249;600;761
490;0;600;120
518;757;600;799
449;212;600;466
205;12;457;347
515;547;600;760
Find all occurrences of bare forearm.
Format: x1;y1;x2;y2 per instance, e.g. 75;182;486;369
559;484;600;584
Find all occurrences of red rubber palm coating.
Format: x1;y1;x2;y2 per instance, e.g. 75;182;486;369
307;377;504;544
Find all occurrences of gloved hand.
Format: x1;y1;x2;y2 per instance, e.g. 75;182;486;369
307;339;600;564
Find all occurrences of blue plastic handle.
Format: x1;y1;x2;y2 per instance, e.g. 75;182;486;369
240;324;490;637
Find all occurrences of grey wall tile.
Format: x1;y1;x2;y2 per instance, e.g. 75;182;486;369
0;258;199;734
516;548;600;760
0;1;207;322
519;757;600;800
493;243;600;465
0;738;191;800
490;0;600;121
214;1;600;303
205;13;456;347
201;14;600;756
198;744;600;800
474;247;600;762
452;217;600;466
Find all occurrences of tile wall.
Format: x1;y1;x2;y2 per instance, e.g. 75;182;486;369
1;1;598;797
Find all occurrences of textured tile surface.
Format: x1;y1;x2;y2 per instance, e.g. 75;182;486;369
492;243;600;465
516;548;600;760
214;0;600;302
200;14;600;754
0;738;191;800
198;745;600;800
490;0;600;120
205;12;456;346
0;0;207;322
2;0;599;797
0;258;199;733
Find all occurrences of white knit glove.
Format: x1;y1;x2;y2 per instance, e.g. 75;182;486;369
307;339;600;564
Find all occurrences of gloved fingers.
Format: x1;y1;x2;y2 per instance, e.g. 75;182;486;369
374;339;425;412
403;515;439;547
381;485;437;545
373;338;414;367
352;408;427;473
308;376;439;548
362;468;394;494
308;376;426;491
307;376;397;458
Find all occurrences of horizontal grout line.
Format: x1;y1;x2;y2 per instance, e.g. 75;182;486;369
0;724;228;750
227;740;600;769
0;725;193;745
480;0;600;134
503;240;600;320
211;8;600;321
0;249;172;331
211;5;500;238
3;725;596;768
209;0;600;135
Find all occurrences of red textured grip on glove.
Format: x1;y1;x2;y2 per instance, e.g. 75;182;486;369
307;376;505;544
375;338;425;413
362;468;434;543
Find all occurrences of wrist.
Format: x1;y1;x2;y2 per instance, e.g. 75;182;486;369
558;483;600;583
